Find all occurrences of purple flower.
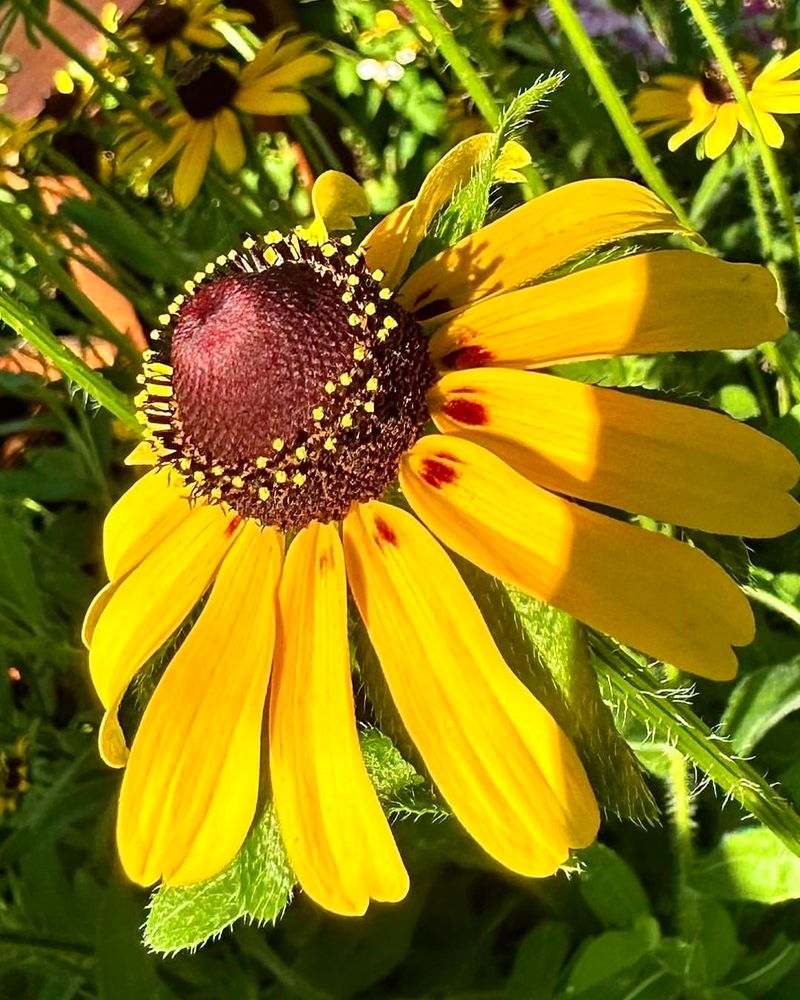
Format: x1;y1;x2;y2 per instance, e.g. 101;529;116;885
540;0;669;64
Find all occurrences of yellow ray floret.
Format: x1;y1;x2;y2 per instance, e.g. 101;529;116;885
270;522;409;916
400;436;754;681
344;501;599;877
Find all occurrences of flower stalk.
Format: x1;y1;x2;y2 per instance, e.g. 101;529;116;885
547;0;691;228
682;0;800;275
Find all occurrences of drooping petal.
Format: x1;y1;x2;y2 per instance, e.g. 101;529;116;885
343;501;599;878
270;523;408;916
740;104;785;148
398;179;690;317
399;436;754;681
103;468;193;581
429;368;800;537
703;103;740;159
173;120;214;208
89;504;239;712
429;251;785;371
213;108;247;173
667;101;717;151
750;85;800;114
117;521;282;887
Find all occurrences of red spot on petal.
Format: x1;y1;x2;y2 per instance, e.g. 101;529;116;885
319;551;329;570
421;458;457;489
441;345;493;370
442;397;488;426
374;516;398;547
226;515;243;536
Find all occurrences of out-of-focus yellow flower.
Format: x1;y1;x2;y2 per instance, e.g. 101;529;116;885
116;29;330;207
123;0;253;75
633;50;800;158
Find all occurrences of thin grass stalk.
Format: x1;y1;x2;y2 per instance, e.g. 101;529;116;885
682;0;800;274
404;0;548;195
0;289;140;433
0;201;141;362
547;0;691;227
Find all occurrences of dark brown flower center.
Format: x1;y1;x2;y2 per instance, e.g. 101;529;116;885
141;2;189;44
701;60;751;104
138;235;435;530
176;61;239;119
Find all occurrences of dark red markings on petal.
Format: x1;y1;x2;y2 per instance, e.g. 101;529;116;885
374;516;398;547
226;515;243;536
441;345;493;370
442;397;488;426
421;458;457;489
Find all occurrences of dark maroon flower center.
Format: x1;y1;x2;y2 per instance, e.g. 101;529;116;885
141;2;189;45
176;61;239;119
138;236;435;530
701;60;752;104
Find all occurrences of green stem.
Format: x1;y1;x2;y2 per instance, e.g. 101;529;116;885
0;289;140;433
0;201;140;361
404;0;499;127
740;137;773;260
592;636;800;856
667;747;697;938
682;0;800;275
689;151;738;228
547;0;691;227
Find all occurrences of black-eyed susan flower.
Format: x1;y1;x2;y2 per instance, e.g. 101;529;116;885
124;0;253;75
632;49;800;158
84;135;799;917
117;29;330;207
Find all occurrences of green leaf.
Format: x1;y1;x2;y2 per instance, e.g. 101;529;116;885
769;402;800;459
0;510;46;634
727;935;800;997
592;637;800;857
459;562;657;823
360;728;445;819
505;921;571;1000
685;896;740;986
716;384;761;420
720;660;800;755
144;806;294;955
565;919;659;995
691;827;800;904
578;844;651;929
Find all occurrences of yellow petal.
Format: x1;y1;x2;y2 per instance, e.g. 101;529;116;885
270;523;408;916
360;201;414;279
399;179;691;317
213;107;246;173
667;100;717;151
740;105;785;148
117;521;282;887
103;467;192;581
89;504;239;711
344;501;599;877
750;84;800;114
428;251;786;370
373;133;496;289
173;120;214;208
82;580;117;649
124;441;156;466
755;49;800;86
429;368;800;537
233;86;310;116
298;171;370;244
399;436;754;680
703;103;739;159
